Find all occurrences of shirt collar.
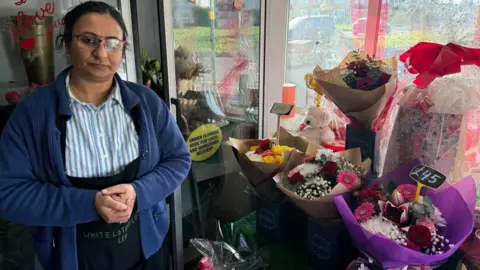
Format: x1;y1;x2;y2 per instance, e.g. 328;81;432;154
65;71;124;109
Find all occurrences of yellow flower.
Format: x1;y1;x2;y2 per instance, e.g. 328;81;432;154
274;155;284;164
250;146;257;151
272;145;293;156
263;156;276;164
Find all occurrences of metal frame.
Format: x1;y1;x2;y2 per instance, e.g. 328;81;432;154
129;0;143;83
156;1;183;269
126;0;183;269
263;0;289;137
118;0;138;82
258;0;267;138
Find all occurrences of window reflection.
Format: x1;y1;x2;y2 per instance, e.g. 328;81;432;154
286;0;368;108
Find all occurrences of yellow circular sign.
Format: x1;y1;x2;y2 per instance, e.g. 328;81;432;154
186;124;222;162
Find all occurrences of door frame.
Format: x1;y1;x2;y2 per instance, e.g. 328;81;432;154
118;0;138;83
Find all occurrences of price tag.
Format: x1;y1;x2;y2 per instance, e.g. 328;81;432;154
409;164;446;201
270;103;294;116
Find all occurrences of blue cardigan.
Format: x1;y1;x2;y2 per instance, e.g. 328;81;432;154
0;67;191;270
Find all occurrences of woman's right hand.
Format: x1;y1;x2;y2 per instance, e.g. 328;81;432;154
95;192;130;223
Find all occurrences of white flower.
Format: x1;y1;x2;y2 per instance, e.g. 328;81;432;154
358;264;370;270
315;148;334;161
245;150;263;162
429;205;448;227
360;216;404;242
297;163;319;177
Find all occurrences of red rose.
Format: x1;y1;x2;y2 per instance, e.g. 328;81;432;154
347;62;357;70
355;68;368;77
259;139;271;150
408;225;432;248
322;161;338;175
358;188;377;201
356;77;374;90
288;171;304;184
255;139;271;153
197;257;214;270
378;72;391;84
404;238;421;251
5;91;21;105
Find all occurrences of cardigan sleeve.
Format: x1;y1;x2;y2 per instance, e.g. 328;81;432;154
0;103;100;226
132;99;191;212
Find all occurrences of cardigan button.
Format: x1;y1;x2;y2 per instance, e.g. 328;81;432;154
153;213;158;220
141;151;148;159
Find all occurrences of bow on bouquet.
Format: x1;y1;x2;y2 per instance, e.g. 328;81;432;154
377;42;480;183
333;160;476;268
400;42;480;89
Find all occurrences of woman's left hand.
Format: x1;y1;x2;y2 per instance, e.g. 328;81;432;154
101;184;137;223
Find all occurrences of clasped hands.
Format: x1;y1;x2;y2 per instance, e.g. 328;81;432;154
95;184;136;224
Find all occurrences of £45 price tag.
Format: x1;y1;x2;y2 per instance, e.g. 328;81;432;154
409;164;446;190
409;164;446;202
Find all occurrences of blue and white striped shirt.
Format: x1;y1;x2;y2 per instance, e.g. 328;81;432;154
65;73;139;178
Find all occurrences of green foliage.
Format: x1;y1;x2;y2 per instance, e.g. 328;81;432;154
140;48;163;91
192;6;211;27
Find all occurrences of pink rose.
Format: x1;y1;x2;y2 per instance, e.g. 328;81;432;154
396;184;417;201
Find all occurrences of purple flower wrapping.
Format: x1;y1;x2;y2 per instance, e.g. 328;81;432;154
334;160;476;268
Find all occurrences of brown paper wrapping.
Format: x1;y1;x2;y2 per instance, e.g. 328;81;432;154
312;51;398;130
228;127;312;188
274;147;371;220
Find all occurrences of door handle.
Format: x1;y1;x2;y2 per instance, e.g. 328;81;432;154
170;98;181;125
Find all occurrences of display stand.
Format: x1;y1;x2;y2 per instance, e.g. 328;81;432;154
270;103;294;144
345;124;377;178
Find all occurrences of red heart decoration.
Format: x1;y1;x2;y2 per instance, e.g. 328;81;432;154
19;38;35;50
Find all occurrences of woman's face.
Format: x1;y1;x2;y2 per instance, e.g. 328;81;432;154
69;13;124;82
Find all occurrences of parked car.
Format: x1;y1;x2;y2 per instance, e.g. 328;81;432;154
288;15;336;41
352;17;391;36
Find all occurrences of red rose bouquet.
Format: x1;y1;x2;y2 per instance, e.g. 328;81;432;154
312;51;398;130
334;160;476;268
273;147;371;220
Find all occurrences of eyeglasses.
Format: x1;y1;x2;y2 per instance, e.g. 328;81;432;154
73;34;125;53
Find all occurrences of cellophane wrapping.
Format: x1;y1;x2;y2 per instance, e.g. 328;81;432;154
376;65;480;184
190;220;267;270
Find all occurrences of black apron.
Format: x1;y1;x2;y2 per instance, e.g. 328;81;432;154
58;113;164;270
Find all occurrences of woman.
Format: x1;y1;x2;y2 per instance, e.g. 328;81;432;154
0;1;191;270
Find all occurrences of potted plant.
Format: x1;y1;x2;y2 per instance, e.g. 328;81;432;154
140;49;164;99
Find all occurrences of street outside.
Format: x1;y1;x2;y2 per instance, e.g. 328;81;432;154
197;26;419;110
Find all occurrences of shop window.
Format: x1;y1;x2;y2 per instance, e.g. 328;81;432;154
286;0;367;108
377;0;479;78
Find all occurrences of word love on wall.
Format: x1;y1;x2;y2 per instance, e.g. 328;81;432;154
13;0;64;50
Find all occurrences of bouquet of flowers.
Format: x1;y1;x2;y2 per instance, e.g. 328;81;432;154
376;42;480;184
229;127;311;198
274;147;371;220
340;53;392;91
312;51;398;130
245;138;293;164
334;160;476;268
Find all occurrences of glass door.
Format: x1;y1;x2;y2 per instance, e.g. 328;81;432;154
160;0;264;267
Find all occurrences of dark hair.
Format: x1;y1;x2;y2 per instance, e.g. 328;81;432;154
56;1;128;54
